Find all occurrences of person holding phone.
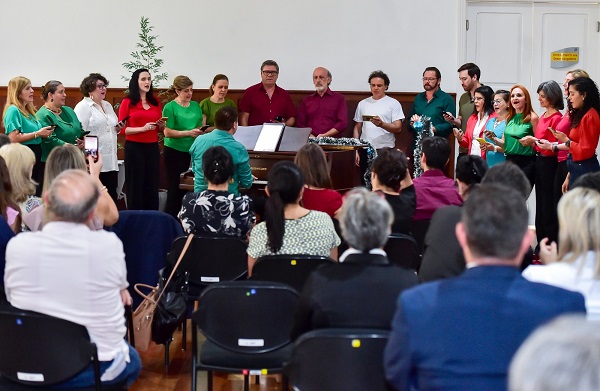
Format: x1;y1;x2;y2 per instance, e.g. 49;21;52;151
37;80;85;163
2;76;55;195
454;85;496;158
118;68;163;211
483;90;510;167
74;73;123;203
199;74;236;132
162;75;204;218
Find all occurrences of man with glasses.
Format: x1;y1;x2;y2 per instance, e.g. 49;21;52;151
297;67;348;138
239;60;296;126
409;67;455;138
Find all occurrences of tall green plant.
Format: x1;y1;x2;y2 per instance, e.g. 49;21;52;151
121;16;168;87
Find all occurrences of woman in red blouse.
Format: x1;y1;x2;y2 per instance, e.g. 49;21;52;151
118;69;165;210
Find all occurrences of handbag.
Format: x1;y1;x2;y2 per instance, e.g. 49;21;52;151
132;234;193;350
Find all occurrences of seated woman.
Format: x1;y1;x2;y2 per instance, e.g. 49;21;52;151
247;161;340;275
522;187;600;320
0;143;42;225
22;144;119;231
0;156;21;233
291;188;418;339
371;149;415;235
179;146;255;238
294;143;342;218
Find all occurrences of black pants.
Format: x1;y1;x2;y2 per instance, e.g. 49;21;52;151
163;146;191;218
27;144;43;196
505;154;536;195
554;160;568;206
125;141;159;211
535;155;558;245
99;171;119;203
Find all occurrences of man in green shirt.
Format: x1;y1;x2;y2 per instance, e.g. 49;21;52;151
189;106;253;194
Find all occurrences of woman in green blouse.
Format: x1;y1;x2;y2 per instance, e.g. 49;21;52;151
2;76;55;195
37;80;85;162
199;74;236;131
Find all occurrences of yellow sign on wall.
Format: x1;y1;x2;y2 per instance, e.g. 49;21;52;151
551;47;579;69
551;52;579;62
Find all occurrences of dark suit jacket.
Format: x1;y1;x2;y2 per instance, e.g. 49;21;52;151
291;253;418;339
384;265;586;391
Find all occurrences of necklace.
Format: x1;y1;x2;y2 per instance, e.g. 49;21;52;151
46;105;62;114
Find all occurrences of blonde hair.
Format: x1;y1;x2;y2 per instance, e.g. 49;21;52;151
0;143;37;202
567;69;590;79
557;187;600;277
172;75;193;92
43;144;86;194
2;76;37;121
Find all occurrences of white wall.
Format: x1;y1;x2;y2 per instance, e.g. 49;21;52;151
0;0;460;92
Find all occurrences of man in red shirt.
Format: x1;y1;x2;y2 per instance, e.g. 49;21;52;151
297;67;348;138
239;60;296;126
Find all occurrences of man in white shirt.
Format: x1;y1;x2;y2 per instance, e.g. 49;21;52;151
4;169;141;388
353;70;404;183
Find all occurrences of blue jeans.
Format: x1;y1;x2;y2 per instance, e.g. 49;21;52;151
567;154;600;189
52;344;141;389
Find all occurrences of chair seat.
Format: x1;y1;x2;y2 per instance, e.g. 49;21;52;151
0;376;127;390
198;339;294;372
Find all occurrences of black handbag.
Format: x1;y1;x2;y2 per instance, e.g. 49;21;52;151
151;234;193;345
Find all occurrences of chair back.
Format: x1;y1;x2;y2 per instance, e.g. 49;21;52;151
384;234;422;272
106;210;183;308
166;235;248;296
0;307;100;388
249;255;334;292
287;328;391;391
192;281;299;354
411;219;431;255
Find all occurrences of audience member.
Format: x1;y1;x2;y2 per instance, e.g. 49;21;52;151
239;60;296;126
189;106;253;195
455;85;496;157
37;80;84;162
412;136;462;220
353;70;404;183
419;155;488;282
0;134;11;148
523;187;600;320
179;146;254;239
297;67;347;138
483;89;509;166
74;73;122;203
4;170;141;388
200;74;236;130
247;161;340;275
371;148;415;235
294;143;342;219
118;68;164;211
162;75;203;217
0;156;21;233
384;183;586;391
509;315;600;391
3;76;55;195
409;66;455;138
572;170;600;190
291;188;417;339
22;144;118;231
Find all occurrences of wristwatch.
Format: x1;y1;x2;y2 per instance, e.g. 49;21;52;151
565;140;572;148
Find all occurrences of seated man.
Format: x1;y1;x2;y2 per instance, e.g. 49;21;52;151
384;183;586;391
291;188;417;339
413;136;462;220
189;106;253;195
4;170;140;388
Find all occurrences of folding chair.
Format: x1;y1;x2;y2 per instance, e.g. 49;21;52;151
249;254;334;292
384;233;422;272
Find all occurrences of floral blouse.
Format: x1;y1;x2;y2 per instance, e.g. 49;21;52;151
178;190;255;239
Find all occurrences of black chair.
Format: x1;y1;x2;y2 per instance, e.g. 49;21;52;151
411;219;431;255
286;328;392;391
384;234;422;272
191;281;299;391
0;306;125;391
249;255;335;292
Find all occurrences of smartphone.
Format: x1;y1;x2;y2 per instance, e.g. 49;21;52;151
160;116;168;122
84;136;98;163
200;125;210;132
510;135;521;139
274;116;284;122
362;115;375;121
120;115;130;123
78;130;91;140
475;137;487;144
442;111;452;117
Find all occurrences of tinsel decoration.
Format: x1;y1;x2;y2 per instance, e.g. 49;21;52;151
309;137;377;189
412;115;433;178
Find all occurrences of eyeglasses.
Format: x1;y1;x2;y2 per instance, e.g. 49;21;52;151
96;84;107;90
422;77;438;82
493;99;504;104
262;71;278;76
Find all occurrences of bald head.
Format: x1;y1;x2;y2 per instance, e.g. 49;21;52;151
45;169;100;223
313;67;332;94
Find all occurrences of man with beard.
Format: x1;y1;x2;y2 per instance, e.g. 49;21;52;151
297;67;348;138
409;67;455;138
444;63;482;135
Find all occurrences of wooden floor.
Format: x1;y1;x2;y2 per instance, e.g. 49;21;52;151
129;321;288;391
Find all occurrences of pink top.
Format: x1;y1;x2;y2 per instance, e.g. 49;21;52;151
534;111;563;157
554;113;571;163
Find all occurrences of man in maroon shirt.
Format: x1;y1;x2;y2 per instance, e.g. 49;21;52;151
297;67;348;137
239;60;296;126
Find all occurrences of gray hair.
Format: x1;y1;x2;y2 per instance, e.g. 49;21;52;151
46;170;99;224
339;188;393;251
509;315;600;391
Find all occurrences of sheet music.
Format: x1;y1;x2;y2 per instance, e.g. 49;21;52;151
253;123;285;152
